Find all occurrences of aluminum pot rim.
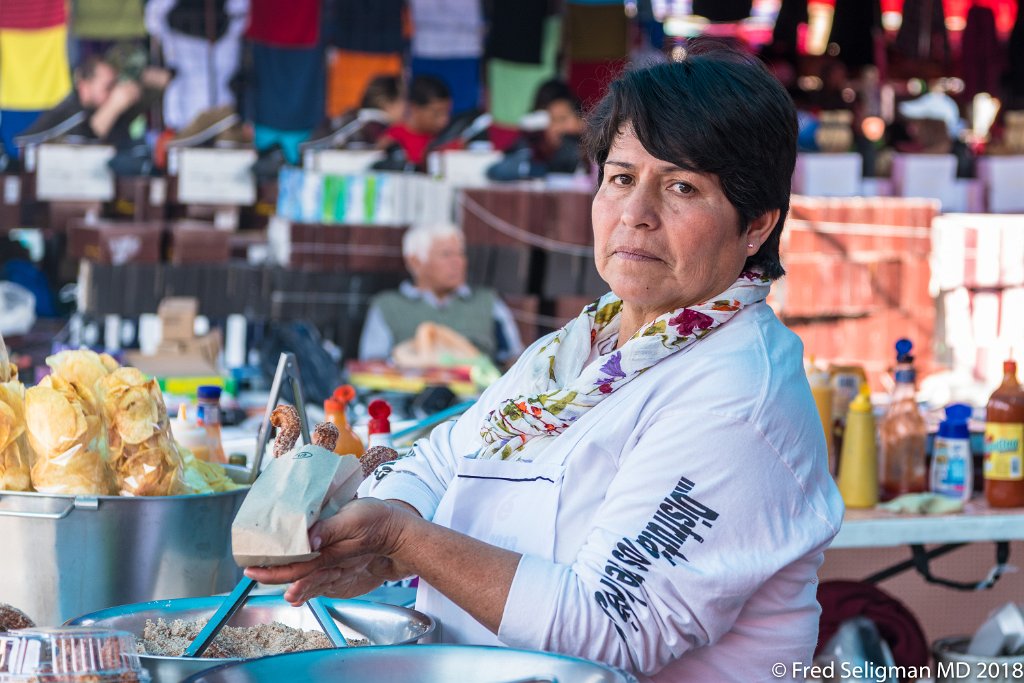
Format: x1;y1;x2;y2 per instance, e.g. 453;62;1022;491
65;595;435;659
185;643;639;683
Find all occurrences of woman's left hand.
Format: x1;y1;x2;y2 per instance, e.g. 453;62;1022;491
244;498;415;606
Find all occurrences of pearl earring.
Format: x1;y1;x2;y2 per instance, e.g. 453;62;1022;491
747;242;755;249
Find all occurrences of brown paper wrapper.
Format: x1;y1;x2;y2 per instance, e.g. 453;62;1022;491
232;445;362;567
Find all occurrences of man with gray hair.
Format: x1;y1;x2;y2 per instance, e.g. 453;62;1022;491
358;223;524;364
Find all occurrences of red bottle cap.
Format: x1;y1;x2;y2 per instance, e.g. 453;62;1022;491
367;399;391;435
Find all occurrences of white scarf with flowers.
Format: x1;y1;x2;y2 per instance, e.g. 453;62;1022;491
478;271;771;461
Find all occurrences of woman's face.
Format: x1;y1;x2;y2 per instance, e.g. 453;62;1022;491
592;129;752;320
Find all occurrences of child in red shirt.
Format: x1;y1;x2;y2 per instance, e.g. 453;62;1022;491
379;75;452;168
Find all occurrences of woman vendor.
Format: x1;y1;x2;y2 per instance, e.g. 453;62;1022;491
248;45;845;682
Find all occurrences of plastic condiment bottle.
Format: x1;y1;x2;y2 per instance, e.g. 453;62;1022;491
195;385;227;463
807;358;835;474
931;403;973;502
324;385;364;457
878;339;928;501
367;399;393;449
983;360;1024;508
837;385;878;508
171;404;210;461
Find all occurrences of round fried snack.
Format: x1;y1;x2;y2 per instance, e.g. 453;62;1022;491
311;422;340;452
25;385;79;455
0;603;35;631
0;441;32;492
113;386;160;445
30;446;116;495
270;406;300;458
360;446;398;478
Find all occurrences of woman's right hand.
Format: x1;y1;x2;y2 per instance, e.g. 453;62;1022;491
244;498;417;606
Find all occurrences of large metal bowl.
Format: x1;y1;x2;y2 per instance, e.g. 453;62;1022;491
67;596;434;683
186;644;638;683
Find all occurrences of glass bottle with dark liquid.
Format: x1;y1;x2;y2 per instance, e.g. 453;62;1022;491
878;339;927;501
983;360;1024;508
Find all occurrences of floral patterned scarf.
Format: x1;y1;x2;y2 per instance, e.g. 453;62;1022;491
478;271;771;461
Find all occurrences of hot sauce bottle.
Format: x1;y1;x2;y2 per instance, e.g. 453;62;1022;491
983;360;1024;508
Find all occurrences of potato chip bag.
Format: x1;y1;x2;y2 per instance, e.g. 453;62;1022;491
0;381;32;492
25;373;114;495
98;368;186;496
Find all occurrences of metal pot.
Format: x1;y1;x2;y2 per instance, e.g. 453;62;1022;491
68;596;435;683
933;636;1024;683
186;644;637;683
0;477;248;626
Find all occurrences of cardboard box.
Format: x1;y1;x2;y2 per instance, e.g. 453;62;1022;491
125;330;222;377
168;220;231;264
67;219;163;265
158;297;198;341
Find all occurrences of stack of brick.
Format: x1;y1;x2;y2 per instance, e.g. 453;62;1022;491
778;196;939;389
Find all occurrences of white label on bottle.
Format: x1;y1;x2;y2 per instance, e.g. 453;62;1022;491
932;437;971;498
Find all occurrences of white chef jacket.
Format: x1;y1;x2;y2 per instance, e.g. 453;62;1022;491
360;301;845;682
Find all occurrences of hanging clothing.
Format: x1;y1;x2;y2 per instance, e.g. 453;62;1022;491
568;58;626;110
566;3;628;62
961;5;1001;99
0;0;65;31
486;0;548;65
487;15;560;126
326;50;403;119
1008;2;1024;105
771;0;808;54
691;0;752;23
0;109;41;157
409;0;483;60
71;0;146;40
327;0;405;54
828;0;882;69
0;25;71;112
410;56;481;115
249;42;326;131
145;0;248;130
246;0;319;48
895;0;949;64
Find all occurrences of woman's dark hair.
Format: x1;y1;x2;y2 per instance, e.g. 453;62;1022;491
408;74;451;107
360;75;402;110
583;43;797;280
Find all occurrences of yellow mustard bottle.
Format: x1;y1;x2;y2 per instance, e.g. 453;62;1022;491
837;385;878;508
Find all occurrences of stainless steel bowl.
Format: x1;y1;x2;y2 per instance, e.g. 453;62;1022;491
185;644;638;683
67;596;434;683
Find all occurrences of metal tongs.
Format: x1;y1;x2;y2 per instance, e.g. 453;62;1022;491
184;352;348;657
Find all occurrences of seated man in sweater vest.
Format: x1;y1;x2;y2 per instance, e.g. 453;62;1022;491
359;223;524;366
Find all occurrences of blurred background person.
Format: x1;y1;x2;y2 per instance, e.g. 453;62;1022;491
359;222;523;367
375;74;452;170
487;79;585;180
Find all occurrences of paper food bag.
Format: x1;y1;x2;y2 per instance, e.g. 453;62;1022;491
232;443;362;567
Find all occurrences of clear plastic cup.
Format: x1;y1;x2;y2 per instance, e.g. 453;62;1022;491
0;627;150;682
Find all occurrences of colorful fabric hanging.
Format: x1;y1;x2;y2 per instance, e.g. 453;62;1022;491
72;0;146;40
409;0;483;59
566;3;628;62
410;56;481;115
486;16;561;126
246;0;319;48
0;0;65;31
0;25;71;111
249;42;326;131
487;0;548;64
326;50;403;119
328;0;405;54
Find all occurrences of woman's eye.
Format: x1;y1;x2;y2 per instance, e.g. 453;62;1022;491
672;181;694;194
609;174;632;186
